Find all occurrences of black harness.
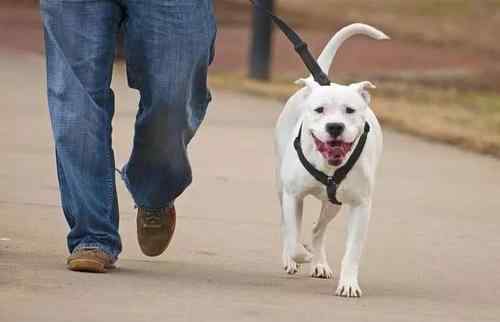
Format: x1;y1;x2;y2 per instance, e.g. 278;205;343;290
249;0;371;204
294;123;371;205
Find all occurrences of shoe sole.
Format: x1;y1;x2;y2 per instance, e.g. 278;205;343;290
67;259;107;273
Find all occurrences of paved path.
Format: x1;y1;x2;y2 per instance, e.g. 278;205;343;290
1;50;500;322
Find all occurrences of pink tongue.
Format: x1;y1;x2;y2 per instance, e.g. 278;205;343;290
318;143;345;160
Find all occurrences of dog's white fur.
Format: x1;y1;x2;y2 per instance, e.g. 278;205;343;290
275;23;389;297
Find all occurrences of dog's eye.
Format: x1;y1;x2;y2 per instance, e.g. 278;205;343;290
345;106;356;114
314;107;324;114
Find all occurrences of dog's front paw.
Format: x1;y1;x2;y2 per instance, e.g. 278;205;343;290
311;263;333;279
335;279;362;298
290;243;313;264
282;255;299;275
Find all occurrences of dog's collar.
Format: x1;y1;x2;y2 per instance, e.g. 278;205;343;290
293;122;371;205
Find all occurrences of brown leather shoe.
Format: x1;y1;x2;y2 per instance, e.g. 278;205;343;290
67;248;115;273
137;206;176;257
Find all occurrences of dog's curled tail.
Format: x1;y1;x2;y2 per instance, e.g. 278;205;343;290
302;23;389;83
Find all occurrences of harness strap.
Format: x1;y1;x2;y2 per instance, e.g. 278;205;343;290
248;0;331;86
294;123;371;205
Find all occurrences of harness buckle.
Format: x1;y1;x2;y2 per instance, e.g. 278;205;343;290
326;178;342;205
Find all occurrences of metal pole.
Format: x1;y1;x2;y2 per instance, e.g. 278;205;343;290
249;0;274;81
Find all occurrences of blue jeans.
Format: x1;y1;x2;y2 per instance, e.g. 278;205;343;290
40;0;216;260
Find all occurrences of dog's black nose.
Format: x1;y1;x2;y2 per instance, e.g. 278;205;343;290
326;122;345;138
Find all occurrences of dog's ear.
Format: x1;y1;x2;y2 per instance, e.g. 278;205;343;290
350;81;376;105
294;77;319;95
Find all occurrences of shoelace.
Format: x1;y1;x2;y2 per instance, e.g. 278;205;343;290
143;209;163;228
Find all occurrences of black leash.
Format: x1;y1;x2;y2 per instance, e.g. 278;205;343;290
294;123;371;205
248;0;331;86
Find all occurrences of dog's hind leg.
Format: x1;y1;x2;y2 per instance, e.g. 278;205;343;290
281;192;312;274
336;201;372;297
310;202;341;279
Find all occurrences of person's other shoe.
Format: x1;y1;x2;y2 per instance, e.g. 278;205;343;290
137;205;176;257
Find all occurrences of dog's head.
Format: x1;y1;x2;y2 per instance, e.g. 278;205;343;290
296;78;375;166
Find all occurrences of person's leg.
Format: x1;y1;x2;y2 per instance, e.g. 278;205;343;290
121;0;216;208
40;0;124;261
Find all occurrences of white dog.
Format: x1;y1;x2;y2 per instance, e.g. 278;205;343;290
275;23;389;297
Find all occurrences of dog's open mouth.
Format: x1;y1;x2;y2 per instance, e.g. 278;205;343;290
311;132;353;166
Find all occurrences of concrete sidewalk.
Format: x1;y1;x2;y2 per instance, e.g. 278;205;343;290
1;50;500;322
